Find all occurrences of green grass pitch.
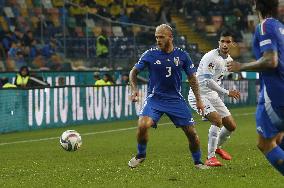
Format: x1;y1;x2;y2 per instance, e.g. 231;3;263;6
0;107;283;187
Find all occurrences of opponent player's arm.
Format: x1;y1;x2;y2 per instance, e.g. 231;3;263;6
228;50;278;72
205;78;229;95
129;67;139;102
204;78;240;99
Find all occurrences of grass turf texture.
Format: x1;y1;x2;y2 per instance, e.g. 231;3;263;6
0;107;282;187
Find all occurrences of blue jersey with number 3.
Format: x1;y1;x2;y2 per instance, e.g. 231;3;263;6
135;47;196;100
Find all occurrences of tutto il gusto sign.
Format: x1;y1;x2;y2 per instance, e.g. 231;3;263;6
28;80;147;127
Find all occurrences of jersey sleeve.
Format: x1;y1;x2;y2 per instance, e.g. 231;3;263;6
257;21;277;53
199;54;218;80
135;50;150;71
182;52;196;76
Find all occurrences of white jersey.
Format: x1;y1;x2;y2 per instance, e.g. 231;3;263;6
188;49;232;118
197;49;233;95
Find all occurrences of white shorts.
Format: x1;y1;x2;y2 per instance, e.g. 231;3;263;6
188;90;231;118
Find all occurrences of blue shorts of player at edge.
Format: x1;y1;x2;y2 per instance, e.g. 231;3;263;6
139;95;195;127
256;103;284;139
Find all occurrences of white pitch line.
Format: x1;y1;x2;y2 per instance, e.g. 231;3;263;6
0;112;254;146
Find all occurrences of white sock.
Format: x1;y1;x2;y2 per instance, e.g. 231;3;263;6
208;125;220;159
218;127;232;148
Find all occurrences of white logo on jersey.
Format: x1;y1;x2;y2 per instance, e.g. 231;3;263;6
174;57;180;66
166;58;171;61
154;60;161;64
208;62;214;69
260;39;272;47
257;126;263;133
190;64;194;69
279;28;284;35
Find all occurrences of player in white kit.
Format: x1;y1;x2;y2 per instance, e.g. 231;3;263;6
188;30;241;166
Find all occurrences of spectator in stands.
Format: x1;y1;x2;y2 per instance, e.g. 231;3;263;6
96;30;109;58
2;31;14;53
157;0;172;24
1;77;16;88
29;39;40;60
95;73;113;85
46;55;63;71
116;73;129;84
41;38;57;59
23;30;34;47
7;42;27;70
14;66;30;88
93;72;101;83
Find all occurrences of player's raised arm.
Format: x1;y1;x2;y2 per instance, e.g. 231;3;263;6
187;74;204;115
129;67;139;102
227;50;278;72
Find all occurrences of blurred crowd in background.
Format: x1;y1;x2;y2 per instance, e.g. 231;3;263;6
0;0;281;87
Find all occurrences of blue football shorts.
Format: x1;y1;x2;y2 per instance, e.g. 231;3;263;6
256;103;284;138
139;95;195;127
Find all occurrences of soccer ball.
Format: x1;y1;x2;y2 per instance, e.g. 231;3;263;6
60;130;82;151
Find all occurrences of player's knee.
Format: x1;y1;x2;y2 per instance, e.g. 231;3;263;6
138;117;153;128
210;118;222;127
227;123;236;132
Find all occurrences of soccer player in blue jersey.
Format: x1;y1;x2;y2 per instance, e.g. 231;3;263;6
227;0;284;175
128;24;207;169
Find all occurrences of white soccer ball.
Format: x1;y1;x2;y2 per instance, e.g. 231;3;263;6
60;130;82;151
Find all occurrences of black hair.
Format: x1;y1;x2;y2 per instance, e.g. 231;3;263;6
255;0;278;18
19;66;30;76
220;30;233;38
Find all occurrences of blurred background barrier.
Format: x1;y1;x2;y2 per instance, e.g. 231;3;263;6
0;80;258;133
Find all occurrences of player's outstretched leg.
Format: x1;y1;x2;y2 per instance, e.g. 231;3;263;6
181;125;209;169
205;112;222;166
216;115;236;160
128;116;153;168
258;134;284;175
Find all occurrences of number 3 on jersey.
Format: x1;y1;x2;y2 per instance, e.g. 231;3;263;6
166;67;171;77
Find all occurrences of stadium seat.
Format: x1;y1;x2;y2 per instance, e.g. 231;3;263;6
17;0;27;8
33;7;42;16
42;0;53;9
132;26;141;36
205;25;217;37
85;19;95;28
52;0;64;7
4;7;15;18
67;17;76;29
110;4;121;17
95;0;113;7
26;0;33;7
20;7;28;17
33;0;42;7
112;26;124;37
92;26;102;37
30;16;39;28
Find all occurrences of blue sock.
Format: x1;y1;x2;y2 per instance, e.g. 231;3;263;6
265;146;284;175
137;143;147;158
192;150;202;165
